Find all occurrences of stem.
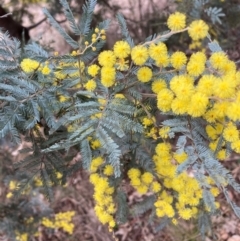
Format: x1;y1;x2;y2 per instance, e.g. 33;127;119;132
143;27;189;46
20;88;45;104
0;12;12;18
141;93;156;98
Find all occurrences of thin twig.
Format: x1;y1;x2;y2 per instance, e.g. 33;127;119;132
141;93;157;98
143;27;189;46
0;12;12;18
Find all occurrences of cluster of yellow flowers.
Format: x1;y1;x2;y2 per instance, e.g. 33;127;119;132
17;7;240;232
128;168;161;194
90;138;102;150
15;218;40;240
156;49;240;157
83;28;106;90
20;28;107;99
33;171;63;187
20;58;50;75
141;116;171;140
126;139;221;223
80;13;209;92
85;28;106;51
41;211;75;235
141;116;158;140
157;52;240;118
153;142;220;222
15;232;28;241
207;120;240;159
20;12;209;102
89;156;116;229
85;39;130;88
6;180;17;199
167;12;209;40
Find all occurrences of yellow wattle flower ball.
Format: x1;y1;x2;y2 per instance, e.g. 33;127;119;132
170;51;187;70
187;52;206;77
20;58;40;73
88;64;100;77
155;142;171;157
137;185;148;194
159;126;170;139
131;45;149;66
209;139;222;152
16;233;28;241
204;109;218;123
167;12;186;31
172;218;178;225
9;180;17;190
154;53;169;67
149;42;167;61
206;125;219;140
221;60;236;75
142;117;154;127
178;208;193;220
187;92;209;117
157;89;174;112
113;40;131;58
173;152;188;164
89;173;100;185
114;93;125;99
98;50;116;67
59;95;70;103
6;192;13;199
103;165;114;176
90;139;101;149
90;156;104;172
151;181;161;193
209;52;228;70
188;20;209;41
85;79;97;91
197;75;217;97
155;200;175;218
213;78;235;99
171;97;189;115
128;168;141;179
151;79;167;94
210;187;220;197
137;66;153;82
141;172;154;184
223;122;239;142
41;65;51;75
130;177;141;186
170;75;194;98
101;66;116;87
226;102;240;121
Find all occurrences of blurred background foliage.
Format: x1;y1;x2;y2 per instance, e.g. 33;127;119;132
0;0;240;240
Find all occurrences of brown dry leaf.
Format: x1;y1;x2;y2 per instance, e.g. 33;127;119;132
223;220;238;234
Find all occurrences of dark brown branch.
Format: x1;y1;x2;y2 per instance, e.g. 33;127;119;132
27;17;47;30
0;5;29;41
27;17;67;30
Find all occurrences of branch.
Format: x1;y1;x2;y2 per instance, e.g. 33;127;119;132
27;17;47;30
27;17;67;30
0;12;12;18
143;27;189;46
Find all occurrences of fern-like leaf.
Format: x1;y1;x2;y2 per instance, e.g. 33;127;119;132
79;0;97;35
43;8;79;49
59;0;81;35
